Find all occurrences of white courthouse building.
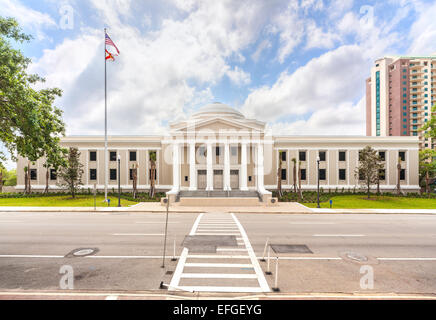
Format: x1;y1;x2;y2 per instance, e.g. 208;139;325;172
17;103;421;204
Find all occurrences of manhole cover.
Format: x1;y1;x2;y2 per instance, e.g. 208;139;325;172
65;248;99;258
345;252;368;262
270;244;313;254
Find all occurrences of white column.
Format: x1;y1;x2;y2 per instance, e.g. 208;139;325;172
240;142;248;191
224;142;231;191
256;143;267;194
171;143;180;192
189;142;196;191
206;142;213;191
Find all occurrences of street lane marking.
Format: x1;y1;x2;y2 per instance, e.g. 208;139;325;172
378;258;436;261
169;213;203;290
112;233;164;236
313;234;365;237
180;273;257;279
175;286;264;293
195;233;241;236
231;213;270;293
0;255;64;259
290;222;335;225
187;255;250;259
184;263;253;268
217;248;248;252
105;295;118;300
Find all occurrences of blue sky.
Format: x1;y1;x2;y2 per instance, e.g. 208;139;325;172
1;0;436;169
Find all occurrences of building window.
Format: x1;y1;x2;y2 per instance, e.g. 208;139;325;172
300;169;306;181
339;169;346;181
199;147;206;157
129;169;134;181
129;151;137;162
319;169;326;181
110;169;117;181
299;151;306;162
399;151;406;162
339;151;346;162
359;170;365;181
30;169;37;180
231;147;238;156
400;169;406;181
90;169;97;181
379;151;386;161
281;169;287;181
90;151;97;162
216;147;221;156
281;151;287;162
248;176;252;182
110;151;117;162
50;169;57;181
379;169;386;181
319;151;326;162
185;176;189;182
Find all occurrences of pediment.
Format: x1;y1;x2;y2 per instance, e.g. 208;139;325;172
172;117;265;133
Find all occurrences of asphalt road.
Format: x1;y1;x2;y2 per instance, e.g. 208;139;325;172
0;210;435;297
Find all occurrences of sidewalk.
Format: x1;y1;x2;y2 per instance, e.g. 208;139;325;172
0;203;435;214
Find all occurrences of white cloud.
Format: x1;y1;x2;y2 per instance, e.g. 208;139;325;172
408;1;436;55
226;66;251;86
0;0;56;40
242;45;367;123
30;0;274;135
305;20;340;50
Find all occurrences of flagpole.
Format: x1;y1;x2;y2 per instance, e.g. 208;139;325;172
104;28;108;203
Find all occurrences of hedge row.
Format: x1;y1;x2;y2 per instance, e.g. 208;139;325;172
273;190;436;203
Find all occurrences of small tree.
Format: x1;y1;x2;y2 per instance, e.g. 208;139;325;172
419;149;436;196
355;146;384;199
396;157;402;195
292;158;297;194
43;147;67;194
277;151;283;197
298;161;303;201
57;147;84;198
132;163;138;199
149;151;157;198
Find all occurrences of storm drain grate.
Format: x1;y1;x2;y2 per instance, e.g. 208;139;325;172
65;248;99;258
182;235;237;253
270;244;313;254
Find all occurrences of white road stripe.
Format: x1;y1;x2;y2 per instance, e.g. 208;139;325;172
105;295;118;300
313;234;365;237
196;229;240;232
187;255;250;259
378;258;436;261
180;273;258;279
112;233;164;236
176;286;264;293
195;233;241;236
184;263;253;268
290;222;335;225
217;248;248;252
0;255;64;259
231;213;270;293
169;213;203;290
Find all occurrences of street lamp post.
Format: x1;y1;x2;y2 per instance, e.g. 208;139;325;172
117;154;121;207
317;156;320;209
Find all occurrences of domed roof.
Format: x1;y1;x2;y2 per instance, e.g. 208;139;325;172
192;103;245;119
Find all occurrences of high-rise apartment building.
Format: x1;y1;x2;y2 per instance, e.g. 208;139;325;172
366;55;436;149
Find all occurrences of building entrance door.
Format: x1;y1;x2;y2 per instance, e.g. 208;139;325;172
214;170;223;190
197;170;207;190
230;170;239;190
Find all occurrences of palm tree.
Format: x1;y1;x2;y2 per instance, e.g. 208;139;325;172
149;151;157;198
298;161;303;201
277;151;283;198
292;158;297;194
132;163;138;199
397;157;402;195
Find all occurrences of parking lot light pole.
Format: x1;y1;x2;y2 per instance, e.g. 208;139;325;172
117;154;121;207
317;156;320;209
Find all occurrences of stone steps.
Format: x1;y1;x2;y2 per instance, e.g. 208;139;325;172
179;191;260;199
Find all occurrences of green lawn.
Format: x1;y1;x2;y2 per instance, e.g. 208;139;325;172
304;195;436;209
0;195;138;207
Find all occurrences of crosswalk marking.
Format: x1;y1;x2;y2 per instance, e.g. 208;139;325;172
168;213;270;293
